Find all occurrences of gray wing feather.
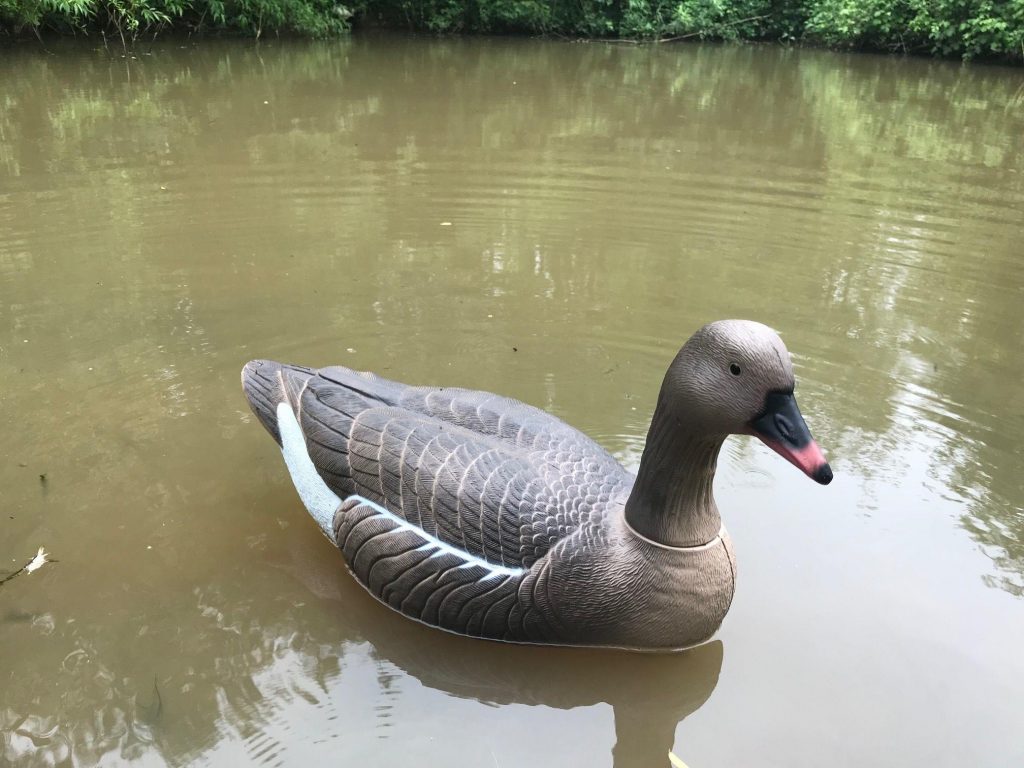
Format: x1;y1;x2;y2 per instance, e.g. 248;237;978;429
333;498;536;639
280;365;631;569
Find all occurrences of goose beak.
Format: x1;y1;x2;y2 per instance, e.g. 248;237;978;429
749;392;833;485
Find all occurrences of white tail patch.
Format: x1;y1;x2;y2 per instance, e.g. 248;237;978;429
275;401;524;579
277;402;341;543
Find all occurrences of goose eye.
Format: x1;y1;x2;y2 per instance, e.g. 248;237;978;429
729;363;741;376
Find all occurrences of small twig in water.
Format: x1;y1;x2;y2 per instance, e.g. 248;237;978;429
593;14;771;45
151;676;164;720
657;14;771;43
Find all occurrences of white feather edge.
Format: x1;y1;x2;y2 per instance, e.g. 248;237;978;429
277;401;342;542
275;401;525;579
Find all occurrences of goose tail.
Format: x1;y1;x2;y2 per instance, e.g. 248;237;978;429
242;359;342;543
240;359;315;445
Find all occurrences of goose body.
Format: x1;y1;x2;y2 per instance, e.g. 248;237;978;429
242;320;831;651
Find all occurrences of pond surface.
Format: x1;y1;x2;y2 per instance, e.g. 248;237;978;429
1;35;1023;767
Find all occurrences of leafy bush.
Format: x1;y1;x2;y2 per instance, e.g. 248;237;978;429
804;0;1024;59
674;0;773;41
204;0;351;36
0;0;352;37
913;0;1024;59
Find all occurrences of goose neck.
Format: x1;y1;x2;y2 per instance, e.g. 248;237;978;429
624;407;724;548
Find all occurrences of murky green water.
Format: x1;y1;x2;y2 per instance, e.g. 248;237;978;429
1;36;1023;767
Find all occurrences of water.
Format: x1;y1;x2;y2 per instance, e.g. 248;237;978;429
1;35;1023;767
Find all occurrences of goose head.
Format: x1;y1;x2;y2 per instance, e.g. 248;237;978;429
662;320;832;485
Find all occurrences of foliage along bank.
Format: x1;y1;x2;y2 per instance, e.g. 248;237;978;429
1;0;1022;63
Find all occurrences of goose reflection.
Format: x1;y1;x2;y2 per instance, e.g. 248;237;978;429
373;631;722;766
0;543;720;768
318;569;723;767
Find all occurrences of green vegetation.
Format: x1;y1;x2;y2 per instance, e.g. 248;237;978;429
1;0;1022;62
0;0;352;38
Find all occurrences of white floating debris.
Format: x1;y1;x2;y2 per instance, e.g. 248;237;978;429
440;221;453;226
346;347;356;353
263;100;269;105
25;547;50;574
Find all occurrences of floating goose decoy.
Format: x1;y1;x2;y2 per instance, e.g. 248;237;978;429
241;320;831;651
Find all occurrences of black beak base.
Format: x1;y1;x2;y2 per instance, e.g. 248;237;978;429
750;391;832;485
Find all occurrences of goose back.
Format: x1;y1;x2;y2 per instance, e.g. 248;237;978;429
243;360;632;569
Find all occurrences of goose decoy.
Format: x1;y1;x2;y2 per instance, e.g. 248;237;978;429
241;320;831;651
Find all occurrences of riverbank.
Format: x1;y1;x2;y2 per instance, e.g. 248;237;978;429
1;1;1022;63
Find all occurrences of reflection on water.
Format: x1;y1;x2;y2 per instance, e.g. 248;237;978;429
1;558;720;766
1;36;1023;767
